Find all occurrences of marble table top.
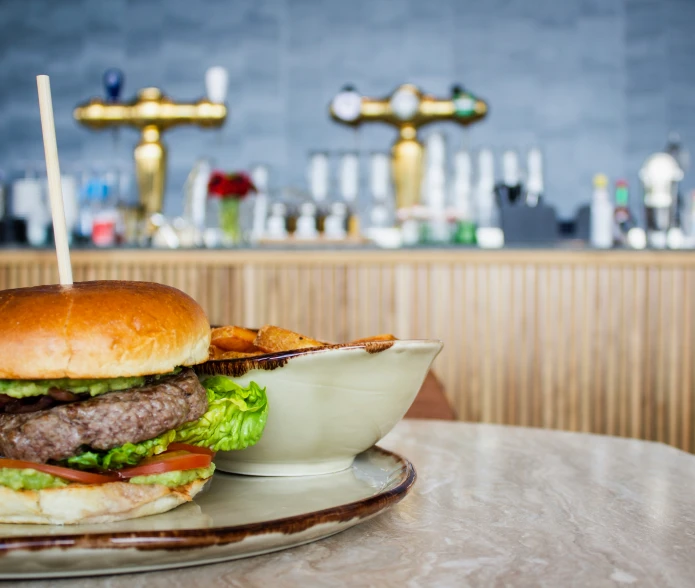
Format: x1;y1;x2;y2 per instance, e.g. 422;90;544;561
15;420;695;587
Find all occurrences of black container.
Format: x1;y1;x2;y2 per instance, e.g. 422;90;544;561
499;200;560;245
0;218;27;244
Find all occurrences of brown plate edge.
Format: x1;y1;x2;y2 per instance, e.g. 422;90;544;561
0;446;416;553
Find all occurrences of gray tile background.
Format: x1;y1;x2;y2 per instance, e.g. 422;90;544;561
0;0;693;218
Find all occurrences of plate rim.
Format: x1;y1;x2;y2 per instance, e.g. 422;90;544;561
0;446;416;554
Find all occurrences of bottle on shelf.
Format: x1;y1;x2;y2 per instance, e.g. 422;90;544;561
282;190;300;236
75;171;93;244
363;153;401;248
525;148;543;207
613;180;646;249
324;202;348;240
494;149;523;206
688;191;695;248
664;134;688;249
421;132;449;243
639;153;683;249
91;180;120;248
388;137;422;245
475;149;504;248
183;158;213;247
368;153;392;227
590;174;613;249
450;149;476;245
338;152;360;239
295;202;319;240
399;211;421;246
266;202;289;241
250;164;270;244
13;175;47;246
307;152;329;234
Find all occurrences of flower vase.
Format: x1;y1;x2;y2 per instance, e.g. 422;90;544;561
219;197;241;244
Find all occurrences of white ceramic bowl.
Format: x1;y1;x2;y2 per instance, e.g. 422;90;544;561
197;339;443;476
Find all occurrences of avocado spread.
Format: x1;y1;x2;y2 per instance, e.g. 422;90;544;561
0;468;70;490
0;376;146;399
128;465;216;488
0;464;216;491
0;369;183;399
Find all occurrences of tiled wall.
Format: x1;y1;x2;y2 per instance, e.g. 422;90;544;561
0;0;693;218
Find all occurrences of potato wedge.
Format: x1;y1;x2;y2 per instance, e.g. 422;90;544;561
348;334;397;344
253;325;326;353
214;349;265;360
208;344;264;360
211;326;259;352
208;344;224;360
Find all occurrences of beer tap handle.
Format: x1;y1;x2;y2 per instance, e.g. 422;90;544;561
103;68;124;103
205;66;228;104
103;68;124;151
331;85;363;124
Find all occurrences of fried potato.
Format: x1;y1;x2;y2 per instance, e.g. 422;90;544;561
215;350;264;360
208;344;264;360
208;345;224;360
211;326;259;352
348;334;397;344
253;325;326;353
210;324;396;356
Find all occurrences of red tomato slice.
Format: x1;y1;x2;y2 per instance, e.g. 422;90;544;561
140;450;191;462
166;443;215;457
117;452;212;479
0;458;117;485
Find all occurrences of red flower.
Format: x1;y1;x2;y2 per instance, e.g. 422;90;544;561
208;171;256;199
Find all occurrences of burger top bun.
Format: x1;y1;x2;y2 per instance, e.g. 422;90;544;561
0;281;211;379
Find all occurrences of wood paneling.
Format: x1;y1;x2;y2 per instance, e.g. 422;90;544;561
1;248;694;452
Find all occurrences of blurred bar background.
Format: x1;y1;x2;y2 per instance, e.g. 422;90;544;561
1;0;693;220
1;0;695;450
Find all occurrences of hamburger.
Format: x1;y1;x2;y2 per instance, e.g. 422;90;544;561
0;281;268;525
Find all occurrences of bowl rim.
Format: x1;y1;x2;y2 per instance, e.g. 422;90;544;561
196;339;443;377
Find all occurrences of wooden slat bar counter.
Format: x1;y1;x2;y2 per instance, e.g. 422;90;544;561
1;247;693;452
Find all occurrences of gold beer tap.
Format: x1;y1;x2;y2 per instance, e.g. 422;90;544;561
73;67;228;225
330;83;488;211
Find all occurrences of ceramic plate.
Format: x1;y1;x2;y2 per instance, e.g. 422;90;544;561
0;446;415;580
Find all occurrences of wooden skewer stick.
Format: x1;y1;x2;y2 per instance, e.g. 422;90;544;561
36;74;73;286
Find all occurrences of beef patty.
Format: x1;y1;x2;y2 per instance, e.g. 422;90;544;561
0;389;82;415
0;368;207;464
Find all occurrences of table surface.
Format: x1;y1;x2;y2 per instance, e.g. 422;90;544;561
15;420;695;588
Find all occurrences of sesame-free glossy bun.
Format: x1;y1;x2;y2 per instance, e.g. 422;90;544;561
0;281;211;379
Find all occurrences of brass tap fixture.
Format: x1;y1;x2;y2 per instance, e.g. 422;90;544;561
74;67;228;225
330;83;488;211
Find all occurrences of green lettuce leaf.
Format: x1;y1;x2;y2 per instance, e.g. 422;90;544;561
174;377;268;452
62;430;176;470
61;378;268;470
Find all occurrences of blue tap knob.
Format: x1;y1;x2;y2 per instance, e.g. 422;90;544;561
103;68;124;102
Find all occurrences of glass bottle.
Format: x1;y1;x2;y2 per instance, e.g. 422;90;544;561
475;149;504;248
451;150;476;245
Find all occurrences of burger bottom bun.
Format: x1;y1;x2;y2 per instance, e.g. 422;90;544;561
0;477;211;525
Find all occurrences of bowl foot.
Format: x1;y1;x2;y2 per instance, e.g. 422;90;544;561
214;457;356;477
